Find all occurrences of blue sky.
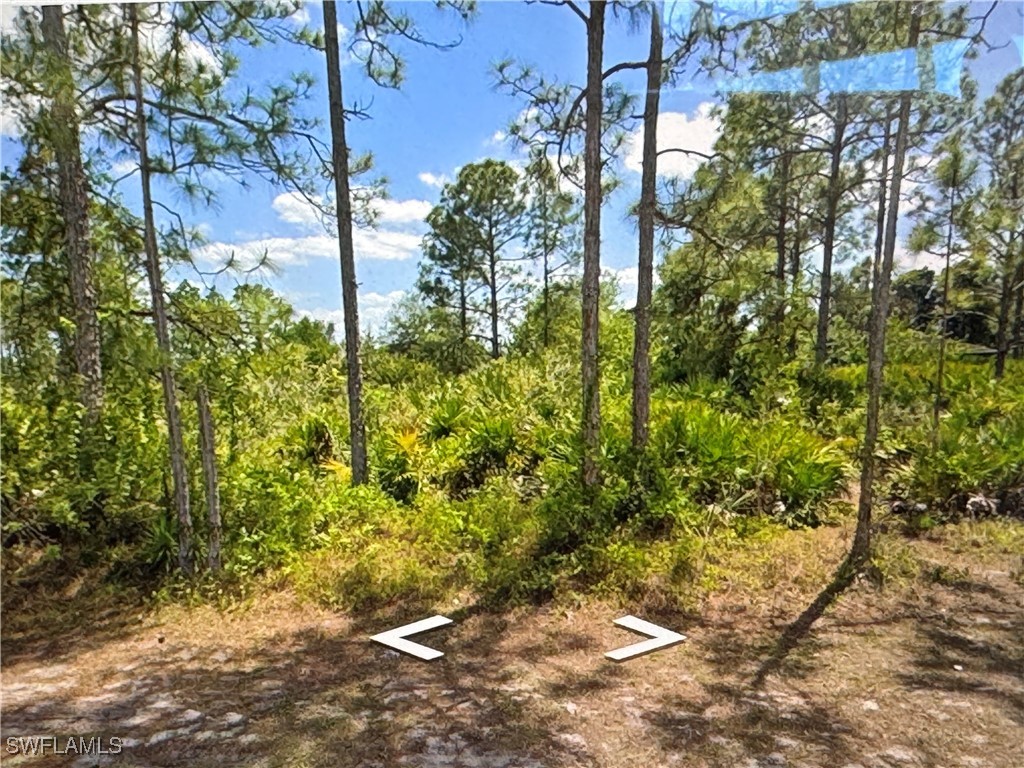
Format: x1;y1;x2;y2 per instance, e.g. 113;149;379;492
184;0;712;333
2;1;1022;334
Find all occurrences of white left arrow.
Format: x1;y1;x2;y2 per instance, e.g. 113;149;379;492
605;615;686;662
370;615;453;661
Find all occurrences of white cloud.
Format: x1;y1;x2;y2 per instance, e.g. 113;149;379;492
111;159;137;178
1;6;37;138
895;242;944;273
352;229;423;261
418;172;449;189
513;105;541;133
271;187;427;234
1;5;20;35
373;197;431;226
299;290;406;335
289;5;311;27
198;235;332;270
490;129;507;145
0;98;30;138
137;6;220;74
624;102;721;180
197;228;421;270
612;266;639;289
272;191;323;229
360;290;406;330
602;265;661;309
1;6;218;139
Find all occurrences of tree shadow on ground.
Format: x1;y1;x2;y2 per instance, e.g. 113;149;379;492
750;556;862;687
1;555;149;669
642;681;857;767
1;612;593;768
893;579;1024;726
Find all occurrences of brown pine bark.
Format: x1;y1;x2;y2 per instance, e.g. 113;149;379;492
871;112;893;303
129;4;194;576
933;179;957;440
850;10;921;565
787;193;803;358
581;0;606;495
541;190;551;348
1012;263;1023;360
196;385;222;572
40;6;104;425
773;151;791;337
630;8;661;454
487;222;500;359
814;95;848;366
995;265;1016;379
324;0;368;484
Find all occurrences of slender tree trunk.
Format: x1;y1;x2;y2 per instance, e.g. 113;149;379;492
1012;260;1024;360
458;273;468;344
995;265;1015;379
773;151;790;337
487;225;500;359
40;6;104;425
543;254;551;348
995;174;1022;376
542;194;551;348
323;0;367;484
129;5;193;576
581;0;605;495
631;8;661;454
815;96;848;366
933;180;956;440
872;112;893;304
1008;172;1022;362
787;199;802;358
196;384;222;572
850;11;920;565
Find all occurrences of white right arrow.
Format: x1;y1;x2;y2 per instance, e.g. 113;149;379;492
605;615;686;662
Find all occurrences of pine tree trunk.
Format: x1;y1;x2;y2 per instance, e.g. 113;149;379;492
543;251;551;349
40;6;104;425
324;0;368;484
488;224;500;359
542;193;551;348
1012;261;1024;360
850;10;920;565
815;96;848;366
773;151;790;338
1008;173;1022;362
458;274;468;344
788;201;802;358
196;384;222;572
129;5;194;576
581;0;606;494
871;113;893;303
933;181;956;440
995;267;1013;379
631;8;661;454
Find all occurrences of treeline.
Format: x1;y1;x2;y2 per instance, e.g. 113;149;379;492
1;2;1021;594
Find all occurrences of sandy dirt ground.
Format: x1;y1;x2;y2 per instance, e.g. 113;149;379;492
2;527;1022;768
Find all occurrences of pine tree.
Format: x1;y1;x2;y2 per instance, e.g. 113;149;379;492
419;160;527;359
631;6;662;454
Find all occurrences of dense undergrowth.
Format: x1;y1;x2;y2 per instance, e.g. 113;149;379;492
3;282;1021;612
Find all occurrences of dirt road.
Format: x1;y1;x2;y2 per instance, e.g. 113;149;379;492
2;529;1022;768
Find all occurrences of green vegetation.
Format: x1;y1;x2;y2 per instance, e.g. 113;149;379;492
2;2;1021;618
3;257;1020;608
